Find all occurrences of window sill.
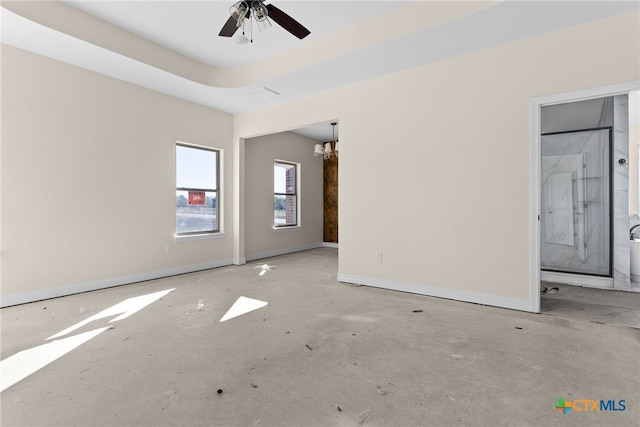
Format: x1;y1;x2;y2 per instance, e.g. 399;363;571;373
273;226;302;232
175;232;225;242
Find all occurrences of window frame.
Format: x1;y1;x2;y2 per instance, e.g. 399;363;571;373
175;142;220;236
274;160;299;228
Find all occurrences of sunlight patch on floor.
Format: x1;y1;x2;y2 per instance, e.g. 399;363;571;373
0;327;109;392
220;296;268;322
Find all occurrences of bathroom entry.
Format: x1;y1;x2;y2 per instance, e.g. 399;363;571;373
534;87;636;315
541;128;612;278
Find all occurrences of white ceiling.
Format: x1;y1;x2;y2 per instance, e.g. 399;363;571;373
65;1;405;68
2;1;638;141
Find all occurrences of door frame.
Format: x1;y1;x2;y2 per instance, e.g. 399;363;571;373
541;128;613;278
530;81;640;312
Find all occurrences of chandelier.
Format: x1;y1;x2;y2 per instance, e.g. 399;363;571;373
314;122;338;160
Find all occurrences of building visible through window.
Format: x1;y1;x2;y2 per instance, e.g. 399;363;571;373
176;143;219;235
274;161;298;227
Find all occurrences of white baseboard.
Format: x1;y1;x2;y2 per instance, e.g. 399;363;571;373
541;271;613;289
0;258;234;308
322;242;339;248
337;273;533;312
245;242;324;262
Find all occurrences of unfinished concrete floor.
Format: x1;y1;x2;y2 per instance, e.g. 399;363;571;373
541;281;640;329
1;248;639;426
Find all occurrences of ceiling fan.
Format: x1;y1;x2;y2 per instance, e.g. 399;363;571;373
218;1;310;41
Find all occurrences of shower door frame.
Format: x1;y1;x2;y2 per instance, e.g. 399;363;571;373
529;81;639;313
540;127;613;278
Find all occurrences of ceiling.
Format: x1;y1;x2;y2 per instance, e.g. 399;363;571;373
65;1;405;68
2;1;638;141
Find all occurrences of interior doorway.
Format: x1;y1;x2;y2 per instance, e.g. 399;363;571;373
290;120;339;246
530;81;640;314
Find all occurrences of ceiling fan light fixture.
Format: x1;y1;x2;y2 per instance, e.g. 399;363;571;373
230;1;249;27
251;1;268;21
256;17;272;32
220;0;310;40
250;1;271;32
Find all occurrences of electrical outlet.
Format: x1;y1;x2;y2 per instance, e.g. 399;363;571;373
165;245;173;255
375;252;382;263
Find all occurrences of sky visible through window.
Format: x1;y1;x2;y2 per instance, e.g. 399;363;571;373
274;163;289;193
176;145;217;189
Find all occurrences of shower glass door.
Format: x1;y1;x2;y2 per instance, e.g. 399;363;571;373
541;128;611;276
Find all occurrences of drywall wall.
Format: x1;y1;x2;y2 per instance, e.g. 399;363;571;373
233;10;640;311
244;132;323;260
1;45;233;306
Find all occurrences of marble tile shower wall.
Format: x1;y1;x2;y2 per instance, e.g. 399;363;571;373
613;95;631;290
631;214;640;290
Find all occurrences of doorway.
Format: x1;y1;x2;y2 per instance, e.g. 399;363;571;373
530;81;640;313
298;121;339;246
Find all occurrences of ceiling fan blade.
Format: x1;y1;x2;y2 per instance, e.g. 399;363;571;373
266;4;310;39
219;15;239;37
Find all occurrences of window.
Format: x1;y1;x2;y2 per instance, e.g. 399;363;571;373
274;161;298;227
176;143;219;235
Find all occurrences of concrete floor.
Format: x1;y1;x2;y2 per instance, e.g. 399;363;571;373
1;248;639;426
541;281;640;329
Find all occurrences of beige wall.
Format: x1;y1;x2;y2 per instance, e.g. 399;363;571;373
234;10;640;310
1;45;233;305
244;132;323;260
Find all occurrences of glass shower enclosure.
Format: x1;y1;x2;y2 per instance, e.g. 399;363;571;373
541;127;612;277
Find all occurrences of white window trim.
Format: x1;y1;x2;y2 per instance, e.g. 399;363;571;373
272;225;302;232
175;141;222;236
274;159;301;228
175;233;226;242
